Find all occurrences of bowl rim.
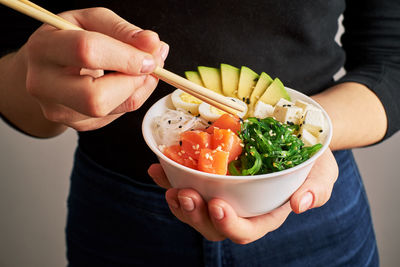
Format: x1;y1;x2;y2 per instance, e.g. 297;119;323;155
142;88;332;181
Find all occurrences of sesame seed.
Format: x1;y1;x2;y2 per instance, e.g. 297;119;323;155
195;151;200;154
179;141;182;146
319;129;323;133
168;120;171;124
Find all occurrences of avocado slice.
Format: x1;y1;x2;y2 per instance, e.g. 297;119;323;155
197;66;223;94
258;78;291;106
248;72;273;110
237;66;259;104
220;63;240;97
185;71;204;86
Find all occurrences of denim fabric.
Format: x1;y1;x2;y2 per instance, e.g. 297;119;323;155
66;148;378;267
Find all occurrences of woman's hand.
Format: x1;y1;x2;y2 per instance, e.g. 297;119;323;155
1;7;168;135
148;148;338;244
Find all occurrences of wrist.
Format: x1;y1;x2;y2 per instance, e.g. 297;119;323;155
311;82;387;150
0;47;67;138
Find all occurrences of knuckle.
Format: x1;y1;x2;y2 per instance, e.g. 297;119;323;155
25;71;40;97
112;20;132;38
75;33;96;68
85;91;108;118
121;97;140;112
125;52;143;74
42;108;64;123
231;237;253;245
25;32;41;55
91;7;113;17
80;78;108;117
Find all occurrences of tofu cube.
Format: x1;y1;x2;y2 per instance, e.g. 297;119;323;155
299;127;318;147
294;99;310;111
252;101;274;119
275;98;294;107
302;109;325;136
273;105;303;125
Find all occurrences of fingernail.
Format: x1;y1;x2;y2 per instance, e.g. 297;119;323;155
141;57;155;73
178;196;194;212
168;199;179;209
159;43;169;61
211;206;224;220
299;192;313;213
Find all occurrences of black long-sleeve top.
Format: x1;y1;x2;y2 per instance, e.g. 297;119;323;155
1;0;399;183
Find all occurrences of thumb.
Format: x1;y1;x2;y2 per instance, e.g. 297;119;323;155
290;149;339;214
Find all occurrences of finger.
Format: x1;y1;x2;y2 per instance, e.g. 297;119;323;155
67;8;158;50
165;189;225;241
110;74;159;114
67;8;168;66
208;199;292;244
68;113;123;131
39;101;123;131
63;8;166;65
31;29;156;75
147;164;171;189
27;65;147;117
290;149;339;214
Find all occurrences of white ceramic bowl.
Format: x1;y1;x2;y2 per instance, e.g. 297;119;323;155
142;88;332;217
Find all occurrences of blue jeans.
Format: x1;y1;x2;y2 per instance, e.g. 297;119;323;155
66;148;379;267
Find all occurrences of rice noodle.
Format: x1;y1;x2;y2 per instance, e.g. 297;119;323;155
153;108;209;148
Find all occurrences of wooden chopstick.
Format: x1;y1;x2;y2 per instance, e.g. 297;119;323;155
0;0;246;115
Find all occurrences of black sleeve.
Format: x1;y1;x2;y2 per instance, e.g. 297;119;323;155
339;0;400;140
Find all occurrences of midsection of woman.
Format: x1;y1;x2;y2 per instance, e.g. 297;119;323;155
75;0;345;183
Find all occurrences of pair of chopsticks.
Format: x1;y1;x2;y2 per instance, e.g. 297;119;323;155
0;0;245;115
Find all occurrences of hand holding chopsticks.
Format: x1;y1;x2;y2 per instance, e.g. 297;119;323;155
0;0;245;115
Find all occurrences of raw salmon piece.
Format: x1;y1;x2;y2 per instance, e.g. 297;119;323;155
212;128;243;162
163;145;197;169
180;130;212;160
206;114;241;134
198;148;229;175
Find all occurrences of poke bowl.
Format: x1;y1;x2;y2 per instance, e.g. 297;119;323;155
142;77;332;217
